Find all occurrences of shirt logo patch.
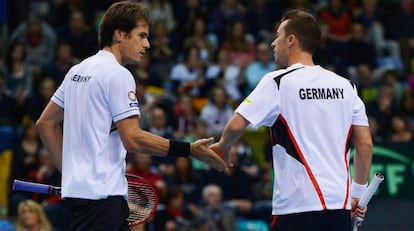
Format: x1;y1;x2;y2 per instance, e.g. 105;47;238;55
128;91;137;101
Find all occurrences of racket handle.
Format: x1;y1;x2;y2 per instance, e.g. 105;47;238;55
13;180;60;195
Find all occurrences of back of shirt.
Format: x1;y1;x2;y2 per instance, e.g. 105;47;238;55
236;63;368;214
52;50;140;199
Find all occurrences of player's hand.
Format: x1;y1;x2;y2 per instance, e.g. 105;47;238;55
210;142;233;168
351;197;367;226
190;137;228;172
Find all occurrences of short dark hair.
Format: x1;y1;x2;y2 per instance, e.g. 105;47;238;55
281;9;321;54
98;1;150;49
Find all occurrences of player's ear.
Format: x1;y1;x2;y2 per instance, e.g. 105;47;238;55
113;29;124;42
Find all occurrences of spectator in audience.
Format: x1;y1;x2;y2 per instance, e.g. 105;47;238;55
399;88;414;130
172;94;199;138
211;0;247;44
0;71;21;151
318;0;353;42
2;41;34;104
389;114;414;142
366;84;398;140
9;121;41;216
183;16;217;67
221;20;256;69
344;22;377;82
148;21;175;88
147;0;176;33
314;19;345;73
182;118;211;171
169;46;207;97
23;77;56;122
205;49;243;103
127;152;167;200
55;9;97;60
165;157;205;206
195;184;238;231
10;14;57;72
200;86;234;139
244;42;276;95
245;0;283;43
153;186;198;231
41;40;79;86
15;199;53;231
354;0;401;58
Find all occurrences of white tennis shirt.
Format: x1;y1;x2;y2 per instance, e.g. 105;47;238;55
236;63;368;215
52;50;140;199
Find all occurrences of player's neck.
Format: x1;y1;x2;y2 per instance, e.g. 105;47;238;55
103;45;122;64
287;51;314;67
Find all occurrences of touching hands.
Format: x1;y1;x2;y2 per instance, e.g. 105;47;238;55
190;137;228;172
209;142;233;168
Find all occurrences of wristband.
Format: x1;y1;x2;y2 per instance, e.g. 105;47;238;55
350;180;368;199
168;140;190;157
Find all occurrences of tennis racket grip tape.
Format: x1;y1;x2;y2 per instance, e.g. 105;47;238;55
13;180;53;194
357;172;384;209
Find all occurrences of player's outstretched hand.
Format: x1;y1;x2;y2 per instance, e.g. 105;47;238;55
190;137;228;172
210;142;233;168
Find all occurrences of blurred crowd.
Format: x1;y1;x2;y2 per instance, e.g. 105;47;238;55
1;0;414;230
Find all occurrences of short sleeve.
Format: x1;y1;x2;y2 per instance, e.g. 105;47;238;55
352;86;369;126
107;69;140;122
236;75;281;130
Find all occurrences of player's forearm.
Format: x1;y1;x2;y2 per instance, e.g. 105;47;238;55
219;114;249;149
353;145;372;184
351;126;373;184
128;129;170;156
37;123;63;172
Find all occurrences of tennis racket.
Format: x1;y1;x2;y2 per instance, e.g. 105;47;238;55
12;173;158;227
352;172;384;231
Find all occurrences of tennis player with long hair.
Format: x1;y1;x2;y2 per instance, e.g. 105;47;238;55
35;1;227;230
211;9;373;230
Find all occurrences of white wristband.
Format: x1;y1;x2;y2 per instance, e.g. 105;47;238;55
350;180;368;199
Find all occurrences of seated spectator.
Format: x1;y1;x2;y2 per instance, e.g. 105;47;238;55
41;40;79;86
169;46;207;97
16;199;53;231
344;22;377;82
318;0;353;42
172;94;199;138
195;184;238;231
164;157;205;206
205;49;242;103
0;71;21;152
183;16;217;67
127;152;167;200
182;118;210;171
3;41;34;105
55;9;97;60
200;86;234;139
147;0;176;33
23;77;56;122
148;21;175;88
243;42;276;95
388;115;414;142
153;186;198;231
221;20;256;69
10;14;57;72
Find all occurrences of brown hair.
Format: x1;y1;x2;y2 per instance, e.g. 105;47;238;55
280;9;321;53
98;1;150;49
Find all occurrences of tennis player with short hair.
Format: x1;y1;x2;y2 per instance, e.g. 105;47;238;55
36;1;227;230
211;9;373;231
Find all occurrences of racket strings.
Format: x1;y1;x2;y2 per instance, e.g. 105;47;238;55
127;181;157;224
